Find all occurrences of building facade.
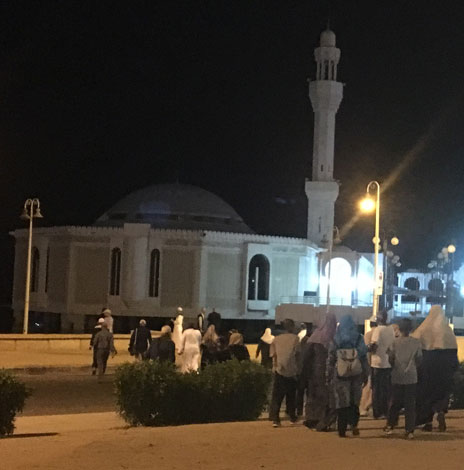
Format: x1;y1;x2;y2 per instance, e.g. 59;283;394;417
11;28;378;332
12;185;321;331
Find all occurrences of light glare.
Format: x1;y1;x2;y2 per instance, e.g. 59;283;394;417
360;197;375;212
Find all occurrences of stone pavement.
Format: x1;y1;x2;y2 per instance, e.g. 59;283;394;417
0;349;131;373
0;345;259;373
2;411;464;470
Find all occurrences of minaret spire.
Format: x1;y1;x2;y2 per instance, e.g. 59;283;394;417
305;28;343;245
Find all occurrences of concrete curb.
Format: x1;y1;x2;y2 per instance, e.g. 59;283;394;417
7;365;119;375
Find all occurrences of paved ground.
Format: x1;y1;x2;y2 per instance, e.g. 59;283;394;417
2;411;464;470
20;373;116;416
3;351;464;469
0;349;131;370
0;345;259;371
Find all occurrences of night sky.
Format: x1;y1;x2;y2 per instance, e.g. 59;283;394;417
0;1;463;303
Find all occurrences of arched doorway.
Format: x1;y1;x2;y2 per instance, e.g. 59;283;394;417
323;257;352;306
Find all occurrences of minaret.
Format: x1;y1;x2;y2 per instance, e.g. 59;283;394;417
305;28;343;245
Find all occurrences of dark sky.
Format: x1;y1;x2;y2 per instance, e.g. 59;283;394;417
0;1;463;302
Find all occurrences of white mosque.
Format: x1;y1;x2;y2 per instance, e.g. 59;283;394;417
11;28;376;333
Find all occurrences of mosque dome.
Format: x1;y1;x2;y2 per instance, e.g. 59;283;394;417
320;29;336;47
94;183;253;233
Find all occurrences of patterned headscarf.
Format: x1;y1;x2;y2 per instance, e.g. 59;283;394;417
334;315;367;357
308;313;337;348
229;332;244;345
202;325;219;345
161;325;172;337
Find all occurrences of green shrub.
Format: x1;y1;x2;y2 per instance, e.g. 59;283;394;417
450;363;464;409
114;359;271;426
201;360;271;422
0;370;30;437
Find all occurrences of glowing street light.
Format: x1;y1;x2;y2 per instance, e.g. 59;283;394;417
20;198;43;334
360;181;381;318
448;244;456;254
360;197;376;213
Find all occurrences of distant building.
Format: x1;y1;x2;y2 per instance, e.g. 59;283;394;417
10;29;377;332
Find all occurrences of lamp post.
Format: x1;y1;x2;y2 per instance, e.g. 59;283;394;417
382;234;400;310
20;198;43;334
325;226;341;313
446;244;456;318
360;181;381;318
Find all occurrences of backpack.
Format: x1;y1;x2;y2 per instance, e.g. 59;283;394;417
336;336;362;378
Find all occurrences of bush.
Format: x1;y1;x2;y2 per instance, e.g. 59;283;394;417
0;370;30;437
115;359;272;426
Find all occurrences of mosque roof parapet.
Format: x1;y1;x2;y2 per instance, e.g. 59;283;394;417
11;225;321;251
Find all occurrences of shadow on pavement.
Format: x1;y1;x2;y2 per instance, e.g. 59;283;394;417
360;430;464;441
4;432;59;439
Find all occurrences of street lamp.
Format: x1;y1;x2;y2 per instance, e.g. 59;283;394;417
360;181;381;318
446;244;457;317
20;198;43;334
382;236;400;309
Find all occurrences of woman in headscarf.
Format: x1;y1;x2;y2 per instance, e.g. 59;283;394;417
328;315;368;437
228;332;250;361
256;328;274;368
201;324;220;368
301;313;337;430
178;323;202;373
147;325;176;363
412;305;458;431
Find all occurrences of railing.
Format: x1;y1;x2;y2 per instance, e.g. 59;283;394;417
392;302;432;317
279;296;373;307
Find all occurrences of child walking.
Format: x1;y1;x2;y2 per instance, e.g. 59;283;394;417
384;318;422;439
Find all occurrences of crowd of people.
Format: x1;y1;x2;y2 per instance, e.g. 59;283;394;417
87;304;459;439
88;306;254;378
267;305;458;439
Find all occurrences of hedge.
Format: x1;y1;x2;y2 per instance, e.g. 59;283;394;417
0;370;30;437
115;359;272;426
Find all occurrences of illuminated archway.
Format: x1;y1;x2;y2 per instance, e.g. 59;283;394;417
323;257;352;305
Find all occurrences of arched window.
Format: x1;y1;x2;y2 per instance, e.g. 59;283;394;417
110;248;121;296
403;277;419;303
404;277;420;291
248;254;270;301
428;278;443;293
149;249;160;297
31;247;40;292
45;247;50;293
427;278;444;304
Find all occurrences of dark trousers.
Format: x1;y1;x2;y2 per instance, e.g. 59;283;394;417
387;383;416;433
296;377;307;416
96;349;110;379
372;368;391;418
270;373;297;423
91;348;98;369
337;405;360;436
